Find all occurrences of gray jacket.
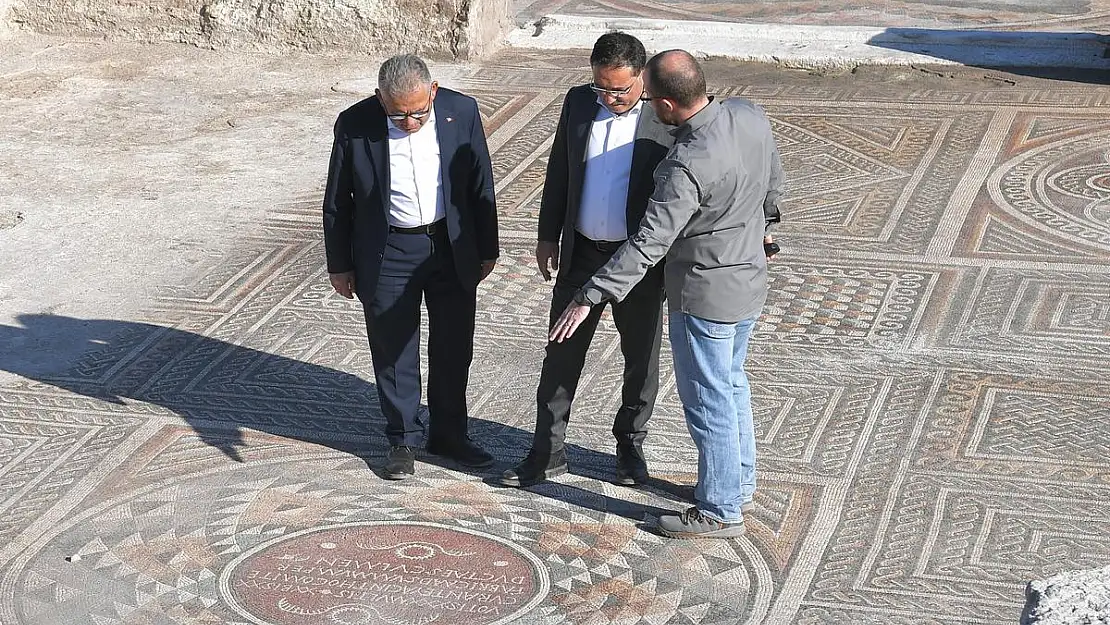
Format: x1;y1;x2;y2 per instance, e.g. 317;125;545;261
578;97;784;322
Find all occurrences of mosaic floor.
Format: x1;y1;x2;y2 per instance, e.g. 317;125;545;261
514;0;1110;31
1;52;1109;624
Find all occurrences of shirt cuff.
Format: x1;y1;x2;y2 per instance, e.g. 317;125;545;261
574;285;606;306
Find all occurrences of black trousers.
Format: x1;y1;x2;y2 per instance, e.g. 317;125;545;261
531;232;665;458
361;229;475;447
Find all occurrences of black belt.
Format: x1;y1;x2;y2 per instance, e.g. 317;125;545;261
390;219;445;235
576;231;624;253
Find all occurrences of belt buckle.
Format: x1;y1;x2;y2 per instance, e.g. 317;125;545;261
425;222;437;235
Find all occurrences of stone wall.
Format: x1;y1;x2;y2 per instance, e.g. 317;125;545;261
2;0;511;59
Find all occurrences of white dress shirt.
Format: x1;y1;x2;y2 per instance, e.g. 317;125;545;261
576;99;642;242
387;110;445;228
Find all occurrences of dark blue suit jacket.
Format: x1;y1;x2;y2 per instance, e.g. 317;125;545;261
322;88;499;296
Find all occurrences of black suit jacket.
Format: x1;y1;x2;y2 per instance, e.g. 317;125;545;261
538;84;674;265
322;88;499;296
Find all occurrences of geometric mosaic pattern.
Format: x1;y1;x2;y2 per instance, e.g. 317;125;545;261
1;50;1109;624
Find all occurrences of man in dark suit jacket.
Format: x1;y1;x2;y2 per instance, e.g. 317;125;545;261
500;33;673;488
323;54;499;479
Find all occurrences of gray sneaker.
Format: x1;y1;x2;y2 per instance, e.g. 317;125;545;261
658;507;746;539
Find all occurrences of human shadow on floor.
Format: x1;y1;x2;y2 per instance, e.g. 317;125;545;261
0;313;683;522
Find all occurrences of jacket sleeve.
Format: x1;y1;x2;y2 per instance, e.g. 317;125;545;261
763;116;784;233
537;91;573;243
322;115;355;274
579;159;700;304
469;99;500;261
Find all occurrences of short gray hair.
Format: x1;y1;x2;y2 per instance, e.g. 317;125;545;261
378;54;432;96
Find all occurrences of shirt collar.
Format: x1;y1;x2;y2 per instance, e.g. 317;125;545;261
595;97;643;120
670;97;720;138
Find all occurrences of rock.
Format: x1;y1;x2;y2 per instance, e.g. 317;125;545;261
0;210;23;231
3;0;510;59
1024;565;1110;625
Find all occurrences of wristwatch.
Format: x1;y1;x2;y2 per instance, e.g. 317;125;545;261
573;290;591;306
764;241;781;257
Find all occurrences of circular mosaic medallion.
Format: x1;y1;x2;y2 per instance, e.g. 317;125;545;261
220;522;550;625
988;132;1110;247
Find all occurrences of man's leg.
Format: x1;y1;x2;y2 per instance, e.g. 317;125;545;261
531;237;616;460
667;311;745;523
609;265;664;483
609;267;665;441
362;233;428;449
530;279;605;459
501;240;607;486
423;232;475;443
499;280;604;486
732;318;758;507
423;231;491;468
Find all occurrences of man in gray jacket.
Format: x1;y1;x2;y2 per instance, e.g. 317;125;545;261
551;50;784;539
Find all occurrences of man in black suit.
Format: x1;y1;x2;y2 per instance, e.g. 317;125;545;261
500;33;673;488
323;54;499;479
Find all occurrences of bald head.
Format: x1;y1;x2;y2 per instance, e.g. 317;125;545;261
644;50;706;108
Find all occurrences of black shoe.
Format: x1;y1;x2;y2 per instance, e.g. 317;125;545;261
615;444;649;486
426;437;494;468
384;446;415;480
499;450;568;487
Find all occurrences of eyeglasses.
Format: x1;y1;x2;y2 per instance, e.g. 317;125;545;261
387;108;431;122
588;83;635;97
386;92;434;122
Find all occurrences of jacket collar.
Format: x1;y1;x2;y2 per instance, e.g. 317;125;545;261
671;97;720;139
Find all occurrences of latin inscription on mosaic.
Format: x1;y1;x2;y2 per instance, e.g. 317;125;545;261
221;522;550;625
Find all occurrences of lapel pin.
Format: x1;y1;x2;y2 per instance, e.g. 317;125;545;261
446;117;454;122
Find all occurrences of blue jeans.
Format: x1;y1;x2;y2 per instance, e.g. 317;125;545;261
669;312;758;523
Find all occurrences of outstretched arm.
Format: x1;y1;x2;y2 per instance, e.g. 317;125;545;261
550;161;701;343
